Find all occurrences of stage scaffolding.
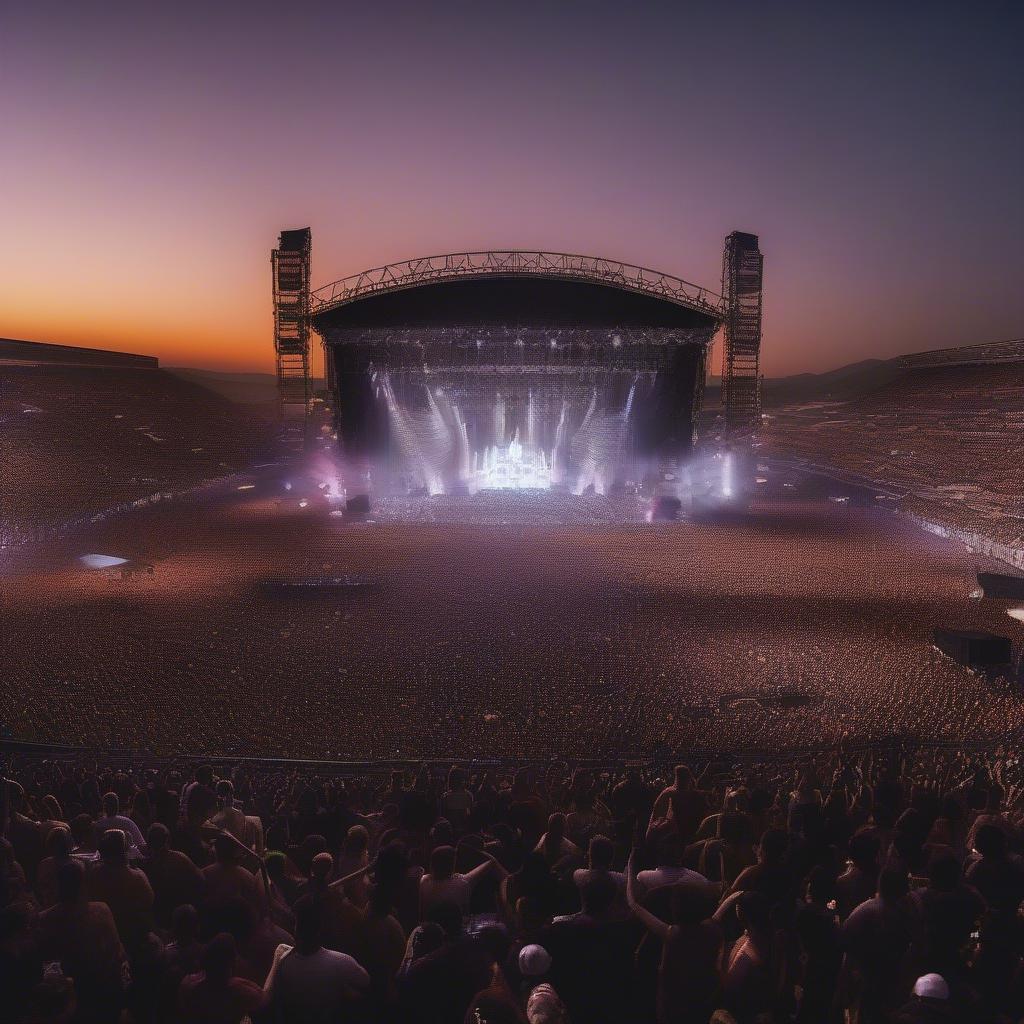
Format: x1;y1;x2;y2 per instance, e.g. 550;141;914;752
271;228;312;435
721;231;764;434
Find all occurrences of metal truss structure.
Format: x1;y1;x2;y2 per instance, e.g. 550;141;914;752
720;232;764;434
271;228;312;426
310;250;726;321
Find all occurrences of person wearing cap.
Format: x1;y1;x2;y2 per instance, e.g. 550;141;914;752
518;943;552;982
891;973;965;1023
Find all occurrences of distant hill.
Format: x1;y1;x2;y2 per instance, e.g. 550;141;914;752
761;358;904;406
166;368;280;406
705;357;903;408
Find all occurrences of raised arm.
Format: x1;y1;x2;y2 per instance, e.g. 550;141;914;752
626;848;674;942
329;856;377;892
460;841;509;886
647;788;671;832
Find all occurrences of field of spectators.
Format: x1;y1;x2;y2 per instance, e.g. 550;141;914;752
2;482;1021;762
0;364;275;544
2;746;1022;1022
761;355;1024;554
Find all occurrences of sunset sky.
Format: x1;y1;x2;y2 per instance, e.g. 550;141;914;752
2;2;1021;376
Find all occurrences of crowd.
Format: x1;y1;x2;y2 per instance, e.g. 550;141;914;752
3;484;1020;760
761;360;1024;552
0;364;272;544
3;749;1024;1022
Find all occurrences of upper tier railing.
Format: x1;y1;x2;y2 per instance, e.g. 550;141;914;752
310;251;725;320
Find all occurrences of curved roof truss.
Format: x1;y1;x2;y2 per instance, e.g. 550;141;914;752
310;250;725;321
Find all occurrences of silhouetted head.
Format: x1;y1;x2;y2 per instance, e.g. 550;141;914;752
588;835;613;870
310;851;334;886
344;825;369;855
758;829;788;866
201;933;236;985
147;822;170;853
69;813;95;849
213;835;238;866
98;829;127;864
45;826;73;861
264;850;287;882
975;823;1007;859
216;779;234;808
878;866;909;904
429;845;457;881
848;829;881;873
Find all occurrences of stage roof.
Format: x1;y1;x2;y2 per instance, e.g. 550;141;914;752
310;251;724;333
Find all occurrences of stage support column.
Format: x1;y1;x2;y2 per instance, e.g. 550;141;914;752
720;231;764;435
271;228;313;449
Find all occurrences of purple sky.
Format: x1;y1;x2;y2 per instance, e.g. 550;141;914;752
2;2;1021;374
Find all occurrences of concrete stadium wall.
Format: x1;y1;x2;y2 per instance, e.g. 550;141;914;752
0;337;158;369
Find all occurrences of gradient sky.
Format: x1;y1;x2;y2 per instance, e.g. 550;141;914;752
2;2;1022;375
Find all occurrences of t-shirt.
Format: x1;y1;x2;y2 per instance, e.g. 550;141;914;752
271;947;370;1024
634;866;709;900
178;973;263;1024
966;854;1024;915
95;814;148;856
420;873;475;915
842;897;915;983
572;868;630;919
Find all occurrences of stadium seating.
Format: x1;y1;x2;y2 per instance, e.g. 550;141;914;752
0;365;274;544
763;360;1024;551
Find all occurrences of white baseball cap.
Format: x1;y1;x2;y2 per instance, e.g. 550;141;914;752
519;943;552;977
913;973;950;999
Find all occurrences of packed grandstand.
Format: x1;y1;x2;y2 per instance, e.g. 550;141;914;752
0;344;274;548
760;340;1024;567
